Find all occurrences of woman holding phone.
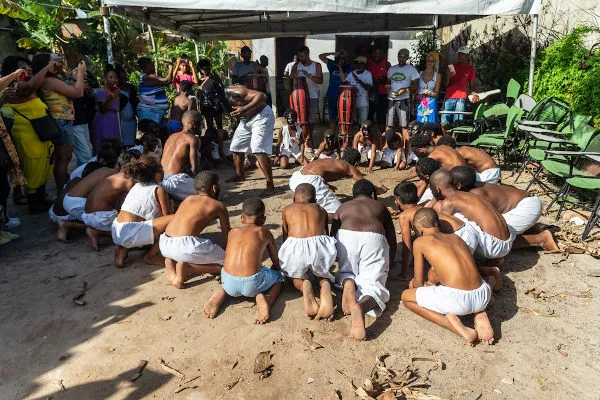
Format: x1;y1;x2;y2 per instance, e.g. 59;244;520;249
93;65;121;153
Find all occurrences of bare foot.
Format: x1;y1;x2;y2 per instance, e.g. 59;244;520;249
173;261;185;289
341;280;356;315
445;313;478;345
540;230;559;251
474;311;495;345
301;280;319;319
489;267;503;292
85;227;100;251
316;280;334;321
225;175;245;183
57;221;70;243
143;253;165;267
203;288;227;318
254;293;270;324
259;186;277;197
165;258;176;285
349;303;366;341
114;245;130;268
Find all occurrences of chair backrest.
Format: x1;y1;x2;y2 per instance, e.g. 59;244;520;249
516;94;536;112
527;97;571;124
560;113;594;149
582;133;600;176
506;78;521;103
503;106;526;138
473;103;486;120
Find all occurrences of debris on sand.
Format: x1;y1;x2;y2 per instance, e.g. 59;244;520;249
161;315;172;321
160;358;185;379
225;377;240;390
55;273;77;280
131;360;148;381
57;380;66;391
518;307;559;317
307;376;315;384
254;351;273;379
525;288;546;299
161;296;176;302
175;376;201;393
350;353;448;400
300;328;324;350
72;281;88;306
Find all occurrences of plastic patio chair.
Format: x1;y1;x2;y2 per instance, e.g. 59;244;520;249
470;105;525;164
481;78;522;118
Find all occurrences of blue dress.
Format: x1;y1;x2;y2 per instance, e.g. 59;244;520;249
119;89;137;146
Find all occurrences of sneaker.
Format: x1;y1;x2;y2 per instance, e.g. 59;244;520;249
0;230;19;246
3;217;20;230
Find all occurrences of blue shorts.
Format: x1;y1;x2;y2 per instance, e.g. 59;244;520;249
167;120;183;133
441;98;467;124
54;118;72;147
221;267;284;298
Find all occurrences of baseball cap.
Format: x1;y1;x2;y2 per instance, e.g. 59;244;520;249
354;56;367;64
398;48;410;56
457;46;470;54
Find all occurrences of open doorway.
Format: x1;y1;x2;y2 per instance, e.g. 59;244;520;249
275;36;305;116
335;35;390;63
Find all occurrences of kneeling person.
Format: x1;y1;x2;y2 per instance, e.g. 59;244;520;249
112;156;175;267
203;199;283;324
401;208;494;345
159;171;230;288
280;184;337;320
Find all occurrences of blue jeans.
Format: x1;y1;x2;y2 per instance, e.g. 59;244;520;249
441;98;467;124
67;124;93;166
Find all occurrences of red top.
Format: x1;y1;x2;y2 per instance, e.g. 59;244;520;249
445;63;475;99
173;73;195;92
367;58;389;95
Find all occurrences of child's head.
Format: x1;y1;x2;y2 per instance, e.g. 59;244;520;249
410;134;432;158
141;132;161;154
242;198;266;225
194;171;220;198
122;155;164;184
385;129;400;149
323;129;337;148
82;161;104;178
407;120;424;137
118;148;142;169
360;120;378;141
284;108;298;125
451;165;477;191
179;80;193;95
138;119;160;136
99;137;123;156
412;207;440;233
182;110;203;133
341;147;361;166
352;179;377;200
436;135;457;148
423;123;442;139
294;183;316;203
96;143;118;168
393;182;418;210
415;157;441;181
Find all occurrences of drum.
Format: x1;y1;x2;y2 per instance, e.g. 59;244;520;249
289;76;310;125
338;85;357;134
246;74;267;93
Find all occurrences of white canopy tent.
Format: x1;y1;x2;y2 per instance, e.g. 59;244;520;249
103;0;541;94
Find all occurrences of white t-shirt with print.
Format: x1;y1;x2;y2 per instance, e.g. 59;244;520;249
345;69;373;108
387;64;419;100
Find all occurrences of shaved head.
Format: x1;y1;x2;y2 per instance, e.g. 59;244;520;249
294;183;316;203
413;208;440;230
430;168;455;189
182;110;202;127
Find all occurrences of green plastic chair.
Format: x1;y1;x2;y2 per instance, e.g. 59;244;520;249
470;105;525;164
481;78;522;118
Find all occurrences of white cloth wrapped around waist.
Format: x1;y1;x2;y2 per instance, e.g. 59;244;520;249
502;196;542;235
160;173;196;200
159;233;225;265
112;220;155;248
475;167;501;184
81;210;118;232
63;194;87;220
416;281;491;315
48;205;76;224
454;213;513;259
335;229;390;317
278;235;337;281
289;169;341;214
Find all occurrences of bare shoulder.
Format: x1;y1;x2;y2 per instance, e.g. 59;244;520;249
261;227;275;241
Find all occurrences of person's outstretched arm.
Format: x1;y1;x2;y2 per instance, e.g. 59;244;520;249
218;205;231;248
266;231;280;270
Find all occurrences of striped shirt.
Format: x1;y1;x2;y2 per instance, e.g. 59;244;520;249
138;74;169;112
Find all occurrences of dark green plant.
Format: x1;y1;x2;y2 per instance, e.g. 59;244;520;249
411;30;441;71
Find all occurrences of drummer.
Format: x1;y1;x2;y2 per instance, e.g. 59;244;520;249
231;46;259;87
341;56;373;125
291;46;323;147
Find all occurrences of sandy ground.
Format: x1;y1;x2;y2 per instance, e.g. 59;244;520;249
1;161;599;400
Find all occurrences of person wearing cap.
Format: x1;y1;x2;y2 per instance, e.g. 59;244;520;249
386;48;419;132
342;56;373;124
231;46;258;86
441;46;479;125
319;49;351;128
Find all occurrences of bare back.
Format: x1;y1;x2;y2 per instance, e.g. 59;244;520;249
435;191;509;240
414;232;481;290
470;183;527;213
335;196;388;235
164;194;229;238
161;131;199;175
430;146;467;170
301;158;361;182
170;94;195;122
223;225;274;277
68;168;117;198
282;203;328;239
84;172;133;213
457;146;497;172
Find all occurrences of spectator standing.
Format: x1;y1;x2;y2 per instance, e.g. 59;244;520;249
367;46;391;130
115;64;138;148
173;55;198;92
416;51;441;123
441;46;479;125
386;48;419;132
291;46;323;145
231;46;257;86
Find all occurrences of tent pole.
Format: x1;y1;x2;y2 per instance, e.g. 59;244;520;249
100;4;114;65
194;40;200;63
148;25;158;72
528;13;539;97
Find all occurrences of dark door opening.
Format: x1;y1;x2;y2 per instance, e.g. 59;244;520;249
335;35;390;63
275;36;306;116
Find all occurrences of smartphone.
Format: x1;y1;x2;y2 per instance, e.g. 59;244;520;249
109;85;119;93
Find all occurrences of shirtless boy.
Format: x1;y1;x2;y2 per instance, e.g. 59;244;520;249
168;81;197;133
352;120;382;173
312;129;341;160
159;171;230;288
112;156;175;267
410;133;466;170
331;179;397;340
430;168;512;279
401;208;494;345
279;184;336;320
438;138;501;184
452;166;558;253
203;198;283;324
394;182;479;278
225;85;276;196
381;129;417;170
414;157;441;205
160;110;201;200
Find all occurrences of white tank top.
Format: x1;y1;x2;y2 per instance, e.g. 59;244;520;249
281;124;303;151
121;183;162;220
296;61;320;99
418;72;437;95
